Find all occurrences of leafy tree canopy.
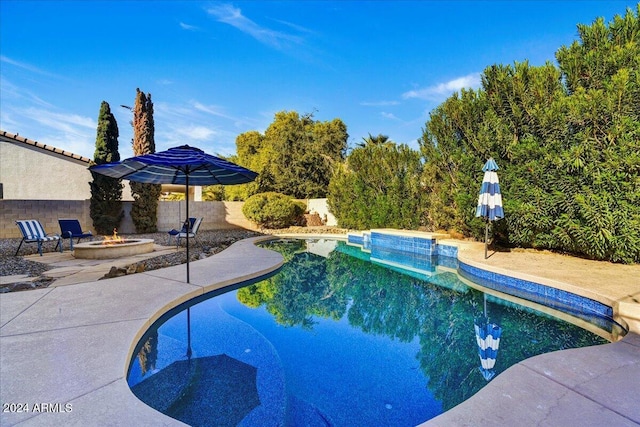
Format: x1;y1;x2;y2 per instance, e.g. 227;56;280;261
227;111;348;200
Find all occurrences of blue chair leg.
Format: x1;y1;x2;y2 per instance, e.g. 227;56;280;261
14;239;25;256
37;240;43;256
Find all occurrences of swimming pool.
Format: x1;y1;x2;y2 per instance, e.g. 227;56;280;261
127;238;625;426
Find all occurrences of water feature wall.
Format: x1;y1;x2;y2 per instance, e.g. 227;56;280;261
347;229;457;255
347;229;458;275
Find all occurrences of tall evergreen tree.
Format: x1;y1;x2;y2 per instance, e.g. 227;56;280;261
328;139;424;229
415;6;640;262
89;101;124;235
130;88;162;233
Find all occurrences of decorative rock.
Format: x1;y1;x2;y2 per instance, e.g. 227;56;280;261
304;212;324;226
0;229;274;291
101;266;128;280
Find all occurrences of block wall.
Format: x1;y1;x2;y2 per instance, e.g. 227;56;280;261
0;200;254;238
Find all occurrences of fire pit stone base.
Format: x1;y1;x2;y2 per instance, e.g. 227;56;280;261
73;239;155;260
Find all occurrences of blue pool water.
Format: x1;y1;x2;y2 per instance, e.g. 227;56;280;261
127;239;623;427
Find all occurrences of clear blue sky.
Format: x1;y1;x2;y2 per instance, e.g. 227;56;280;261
0;1;635;160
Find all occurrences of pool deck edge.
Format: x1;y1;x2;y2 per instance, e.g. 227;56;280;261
0;236;283;427
422;333;640;426
1;234;639;426
446;239;640;335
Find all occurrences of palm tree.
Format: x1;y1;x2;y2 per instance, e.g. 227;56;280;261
358;133;392;147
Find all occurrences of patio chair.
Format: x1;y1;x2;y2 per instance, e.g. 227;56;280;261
168;217;196;246
58;218;93;251
15;220;63;256
173;217;203;248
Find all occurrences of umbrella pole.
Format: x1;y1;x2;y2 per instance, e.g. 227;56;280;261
484;293;487;318
484;221;489;259
185;174;190;283
186;307;192;359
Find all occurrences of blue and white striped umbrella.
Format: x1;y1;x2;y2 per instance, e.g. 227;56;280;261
475;158;504;221
474;317;502;381
475;158;504;258
90;145;258;283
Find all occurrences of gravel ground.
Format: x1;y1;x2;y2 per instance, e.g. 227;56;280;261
0;227;347;293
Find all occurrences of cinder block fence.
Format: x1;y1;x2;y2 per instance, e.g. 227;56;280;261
0;200;255;239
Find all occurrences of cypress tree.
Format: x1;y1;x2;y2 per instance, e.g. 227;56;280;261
90;101;124;235
130;88;162;233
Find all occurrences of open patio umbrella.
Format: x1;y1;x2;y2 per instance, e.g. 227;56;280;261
131;353;260;426
90;145;258;283
475;158;504;259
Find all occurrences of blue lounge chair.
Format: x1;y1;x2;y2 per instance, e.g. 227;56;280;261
58;219;93;250
168;217;195;245
15;220;63;256
168;217;203;248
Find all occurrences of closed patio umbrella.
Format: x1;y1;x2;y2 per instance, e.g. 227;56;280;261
474;317;502;381
474;293;502;381
90;145;258;283
475;158;504;259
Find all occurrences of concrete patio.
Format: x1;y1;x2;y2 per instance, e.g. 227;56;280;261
1;235;639;426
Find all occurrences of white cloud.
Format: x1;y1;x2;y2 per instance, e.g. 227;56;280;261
206;3;303;50
0;55;60;78
176;125;216;141
153;102;198;122
191;100;262;130
39;132;95;159
0;111;19;130
270;18;315;35
360;100;400;107
381;112;401;121
179;22;199;31
23;107;96;134
403;73;482;101
192;101;231;119
152;101;242;155
2;107;97;158
1;76;55;108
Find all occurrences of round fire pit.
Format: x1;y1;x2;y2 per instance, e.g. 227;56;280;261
73;239;155;260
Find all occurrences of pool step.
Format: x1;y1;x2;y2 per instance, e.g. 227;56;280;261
286;395;335;427
129;333;195;413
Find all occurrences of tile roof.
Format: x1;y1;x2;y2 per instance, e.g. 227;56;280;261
0;130;92;164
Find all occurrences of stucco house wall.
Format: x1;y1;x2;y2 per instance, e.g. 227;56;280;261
307;198;337;226
0;130;133;201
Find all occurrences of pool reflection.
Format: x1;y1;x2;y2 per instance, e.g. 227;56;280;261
128;239;613;426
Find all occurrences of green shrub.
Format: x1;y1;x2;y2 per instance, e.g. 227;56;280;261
243;192;305;229
328;141;426;230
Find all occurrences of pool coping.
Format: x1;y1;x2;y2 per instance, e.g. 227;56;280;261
1;234;639;426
